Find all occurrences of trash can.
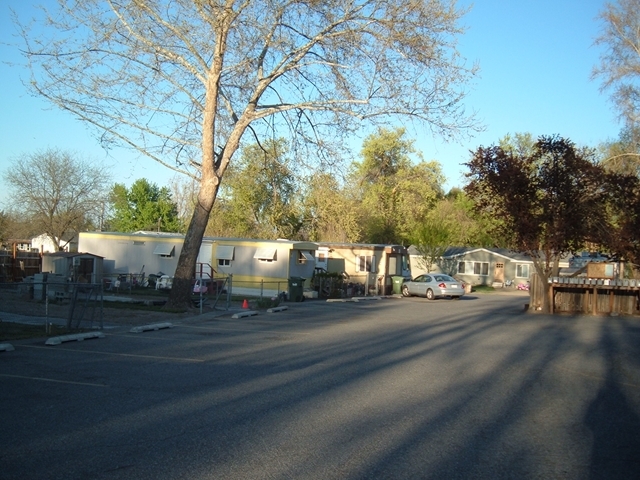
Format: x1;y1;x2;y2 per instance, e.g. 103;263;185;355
288;276;306;302
392;276;405;295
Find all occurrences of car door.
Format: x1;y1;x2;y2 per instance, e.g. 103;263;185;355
421;275;432;297
407;275;423;295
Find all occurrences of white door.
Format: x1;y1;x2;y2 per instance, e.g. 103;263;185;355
316;247;329;271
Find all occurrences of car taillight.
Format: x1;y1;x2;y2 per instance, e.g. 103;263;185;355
438;283;446;288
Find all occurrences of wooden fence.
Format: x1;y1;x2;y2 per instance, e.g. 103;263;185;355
0;249;41;282
529;273;640;315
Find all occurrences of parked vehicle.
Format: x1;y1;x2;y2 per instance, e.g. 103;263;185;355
402;274;465;300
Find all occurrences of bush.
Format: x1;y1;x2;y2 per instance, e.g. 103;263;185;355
256;297;280;309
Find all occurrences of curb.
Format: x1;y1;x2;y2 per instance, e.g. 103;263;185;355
267;306;289;313
231;310;259;319
130;322;174;333
326;296;383;303
45;331;106;346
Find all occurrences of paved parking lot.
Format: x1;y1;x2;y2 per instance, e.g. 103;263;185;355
2;292;640;479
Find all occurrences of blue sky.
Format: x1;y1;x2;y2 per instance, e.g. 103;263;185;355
0;0;623;203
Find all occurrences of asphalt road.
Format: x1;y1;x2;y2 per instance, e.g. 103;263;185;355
1;292;639;479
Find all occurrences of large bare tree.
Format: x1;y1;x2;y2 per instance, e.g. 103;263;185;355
17;0;479;306
5;148;111;250
593;0;640;132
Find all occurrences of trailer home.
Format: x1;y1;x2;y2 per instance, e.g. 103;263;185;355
210;238;318;298
315;242;411;295
78;231;215;281
78;232;317;299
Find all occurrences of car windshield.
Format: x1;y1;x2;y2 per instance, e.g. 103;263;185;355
434;275;455;282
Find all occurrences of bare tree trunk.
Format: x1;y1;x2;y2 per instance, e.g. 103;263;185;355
532;258;553;314
167;179;219;308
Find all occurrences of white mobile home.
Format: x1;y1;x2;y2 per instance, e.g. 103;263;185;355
210;238;318;298
78;232;317;299
78;231;214;280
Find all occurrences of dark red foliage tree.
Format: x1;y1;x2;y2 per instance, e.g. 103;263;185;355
603;172;640;267
464;135;609;313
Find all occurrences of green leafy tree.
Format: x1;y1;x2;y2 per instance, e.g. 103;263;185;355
221;139;302;239
301;173;362;243
441;191;507;247
498;132;536;158
19;0;478;306
465;136;610;313
411;219;454;273
354;127;445;244
109;179;183;233
411;191;502;274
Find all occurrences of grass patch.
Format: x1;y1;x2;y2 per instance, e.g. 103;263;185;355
472;285;496;293
0;321;75;341
79;299;187;314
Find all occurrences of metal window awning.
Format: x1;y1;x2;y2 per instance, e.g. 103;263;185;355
216;245;235;260
254;247;277;260
153;244;175;256
299;251;315;262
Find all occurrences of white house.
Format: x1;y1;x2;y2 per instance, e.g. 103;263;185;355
31;233;78;253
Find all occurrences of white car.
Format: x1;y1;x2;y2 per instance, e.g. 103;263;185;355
402;274;465;300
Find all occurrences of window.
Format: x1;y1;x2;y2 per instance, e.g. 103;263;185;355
516;264;530;278
389;256;398;275
216;246;234;267
254;247;277;263
355;255;376;273
297;250;315;264
458;262;466;274
402;255;409;273
473;262;489;275
153;244;175;258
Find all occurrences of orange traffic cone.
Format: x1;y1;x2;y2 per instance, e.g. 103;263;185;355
242;299;249;309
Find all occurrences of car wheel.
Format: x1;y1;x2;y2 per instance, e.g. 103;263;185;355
426;289;435;300
402;284;411;297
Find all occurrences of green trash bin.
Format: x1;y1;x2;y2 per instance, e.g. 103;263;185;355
288;276;306;302
392;276;405;295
